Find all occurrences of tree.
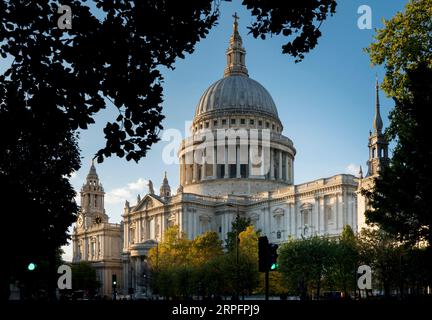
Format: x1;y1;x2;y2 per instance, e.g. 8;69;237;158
366;0;432;101
357;228;402;298
237;226;260;296
278;236;336;300
364;66;432;247
0;87;80;300
149;226;226;299
71;262;101;298
255;272;289;297
331;226;358;298
364;0;432;247
148;226;191;270
243;0;337;62
226;215;252;251
190;231;223;266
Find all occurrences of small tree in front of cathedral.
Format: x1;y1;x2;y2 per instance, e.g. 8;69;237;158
148;226;226;299
278;236;337;300
71;262;101;299
226;215;253;252
329;225;359;298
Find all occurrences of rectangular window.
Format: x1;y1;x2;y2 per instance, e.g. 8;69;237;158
205;122;209;128
250;119;255;125
240;164;247;178
266;122;270;128
272;124;275;130
213;120;218;127
229;164;236;178
222;119;227;125
258;120;263;126
240;119;245;125
231;118;236;125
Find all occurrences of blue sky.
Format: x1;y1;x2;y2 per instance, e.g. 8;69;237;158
8;1;407;260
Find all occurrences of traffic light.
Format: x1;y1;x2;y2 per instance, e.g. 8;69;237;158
268;243;279;271
27;262;37;271
112;274;117;289
258;236;269;272
258;236;279;272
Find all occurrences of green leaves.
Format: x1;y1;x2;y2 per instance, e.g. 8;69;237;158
366;0;432;102
278;231;359;299
243;0;337;62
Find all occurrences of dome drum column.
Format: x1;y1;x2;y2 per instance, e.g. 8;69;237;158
212;145;217;179
278;150;283;180
270;148;275;180
201;157;206;181
236;144;241;178
248;145;253;179
223;144;229;178
285;154;290;183
192;150;198;183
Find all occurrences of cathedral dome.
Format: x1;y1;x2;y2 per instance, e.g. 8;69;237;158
194;75;279;120
193;13;279;125
178;14;295;197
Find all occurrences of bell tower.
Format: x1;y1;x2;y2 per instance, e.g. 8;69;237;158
357;78;390;232
72;160;123;299
159;171;171;198
366;79;389;177
79;160;107;227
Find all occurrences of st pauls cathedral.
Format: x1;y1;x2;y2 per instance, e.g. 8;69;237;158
72;17;389;298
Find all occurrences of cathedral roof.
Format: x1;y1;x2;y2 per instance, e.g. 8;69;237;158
193;13;279;121
194;76;279;120
85;159;99;183
373;78;383;134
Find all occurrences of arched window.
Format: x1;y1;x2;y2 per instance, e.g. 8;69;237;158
78;241;82;260
91;238;96;259
302;209;310;226
372;147;376;158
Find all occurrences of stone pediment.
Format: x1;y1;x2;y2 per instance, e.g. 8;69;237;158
272;207;285;217
133;194;165;212
300;202;313;212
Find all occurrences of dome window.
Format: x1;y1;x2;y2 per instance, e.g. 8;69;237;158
272;124;275;130
205;122;209;128
266;122;270;128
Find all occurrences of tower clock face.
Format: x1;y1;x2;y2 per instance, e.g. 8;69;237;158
77;215;83;227
95;216;102;224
